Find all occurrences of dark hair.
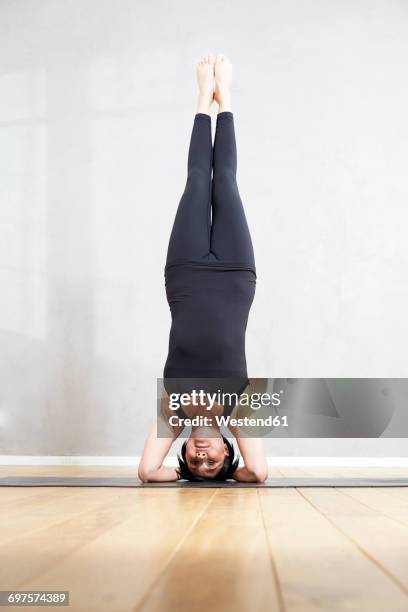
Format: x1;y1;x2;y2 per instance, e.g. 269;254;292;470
177;435;239;482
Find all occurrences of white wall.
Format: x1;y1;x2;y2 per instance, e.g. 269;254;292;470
1;0;407;457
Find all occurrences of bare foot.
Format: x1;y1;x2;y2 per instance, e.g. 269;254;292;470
214;54;232;113
196;53;215;115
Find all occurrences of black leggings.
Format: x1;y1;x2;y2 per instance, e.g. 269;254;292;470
166;112;255;267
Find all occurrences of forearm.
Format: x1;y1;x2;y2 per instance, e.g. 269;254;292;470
231;435;268;483
138;465;180;483
138;415;182;483
233;466;265;483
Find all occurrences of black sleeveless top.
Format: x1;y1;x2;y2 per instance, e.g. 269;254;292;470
163;260;256;400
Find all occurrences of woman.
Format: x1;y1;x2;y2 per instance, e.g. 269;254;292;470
139;54;267;483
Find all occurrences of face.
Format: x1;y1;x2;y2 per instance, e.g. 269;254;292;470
185;437;229;478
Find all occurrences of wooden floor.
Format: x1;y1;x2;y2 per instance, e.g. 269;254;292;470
1;466;408;611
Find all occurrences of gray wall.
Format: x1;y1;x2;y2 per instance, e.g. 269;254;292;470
1;0;407;457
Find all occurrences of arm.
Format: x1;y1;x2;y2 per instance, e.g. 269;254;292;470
138;420;180;482
138;392;184;483
226;385;268;483
229;430;268;483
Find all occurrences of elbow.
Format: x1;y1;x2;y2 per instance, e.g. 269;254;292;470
138;466;152;483
247;465;268;483
254;470;268;483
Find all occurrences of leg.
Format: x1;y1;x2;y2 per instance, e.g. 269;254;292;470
166;54;215;264
166;114;212;263
210;56;255;265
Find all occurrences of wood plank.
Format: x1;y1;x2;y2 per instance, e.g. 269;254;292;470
259;487;408;611
299;466;351;478
276;466;311;478
0;487;67;505
381;487;408;501
1;489;188;588
7;489;215;612
300;487;408;595
0;466;135;477
338;487;408;526
0;488;109;546
139;489;281;612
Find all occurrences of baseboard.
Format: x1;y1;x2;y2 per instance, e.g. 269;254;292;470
1;456;408;467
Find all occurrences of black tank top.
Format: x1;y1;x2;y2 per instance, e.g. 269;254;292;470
163;260;256;399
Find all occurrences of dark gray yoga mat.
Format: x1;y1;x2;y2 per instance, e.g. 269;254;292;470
0;477;407;488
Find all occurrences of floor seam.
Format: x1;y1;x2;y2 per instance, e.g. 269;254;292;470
297;487;408;597
257;489;287;612
133;490;218;612
336;486;408;531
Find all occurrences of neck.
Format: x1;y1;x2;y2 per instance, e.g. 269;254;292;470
190;424;222;438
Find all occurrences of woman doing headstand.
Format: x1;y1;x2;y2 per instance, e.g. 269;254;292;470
139;54;267;483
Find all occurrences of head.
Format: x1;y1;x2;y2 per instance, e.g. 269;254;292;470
177;435;239;481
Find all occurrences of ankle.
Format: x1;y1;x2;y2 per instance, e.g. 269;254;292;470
197;94;212;115
217;95;232;113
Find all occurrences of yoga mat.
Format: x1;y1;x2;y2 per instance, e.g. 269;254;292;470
0;477;407;488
